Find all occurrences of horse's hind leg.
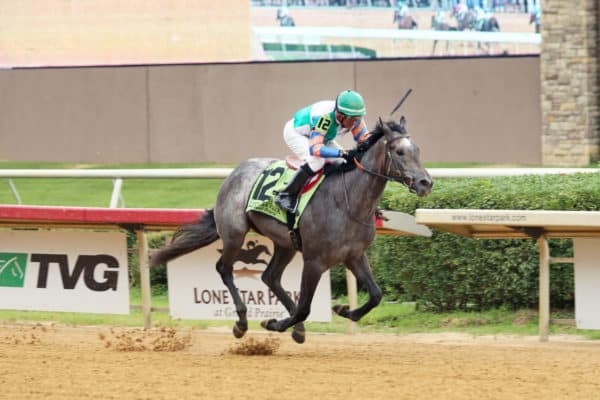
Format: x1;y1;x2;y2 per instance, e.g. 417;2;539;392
215;238;248;338
260;245;306;343
262;259;324;333
332;253;382;322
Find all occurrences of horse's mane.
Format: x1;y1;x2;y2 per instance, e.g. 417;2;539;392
323;119;405;176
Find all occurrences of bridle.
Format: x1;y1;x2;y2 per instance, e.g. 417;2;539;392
351;135;415;191
341;133;415;227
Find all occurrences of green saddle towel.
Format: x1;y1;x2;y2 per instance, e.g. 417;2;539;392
246;160;325;229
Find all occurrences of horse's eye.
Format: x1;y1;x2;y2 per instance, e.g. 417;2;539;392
396;149;404;157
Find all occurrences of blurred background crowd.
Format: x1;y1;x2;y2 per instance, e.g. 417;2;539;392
252;0;539;13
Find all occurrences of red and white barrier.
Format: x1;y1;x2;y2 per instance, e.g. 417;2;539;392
0;205;204;229
0;205;205;328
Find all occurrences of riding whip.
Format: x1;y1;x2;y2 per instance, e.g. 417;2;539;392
390;88;413;116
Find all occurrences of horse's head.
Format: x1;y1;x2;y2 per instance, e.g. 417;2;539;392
397;15;417;30
369;117;433;197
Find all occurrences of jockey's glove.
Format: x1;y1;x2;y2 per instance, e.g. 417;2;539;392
340;149;358;163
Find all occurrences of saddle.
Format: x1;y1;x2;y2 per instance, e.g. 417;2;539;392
284;155;304;170
284;155;325;195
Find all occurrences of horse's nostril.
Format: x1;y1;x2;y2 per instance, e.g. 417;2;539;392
419;179;432;187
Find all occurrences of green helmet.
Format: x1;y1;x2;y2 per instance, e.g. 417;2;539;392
336;90;366;117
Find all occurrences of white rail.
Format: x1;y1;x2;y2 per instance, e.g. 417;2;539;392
429;168;600;178
1;168;232;208
254;26;541;45
3;167;599;208
0;168;233;179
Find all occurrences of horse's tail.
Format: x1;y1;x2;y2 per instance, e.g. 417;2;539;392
149;208;219;267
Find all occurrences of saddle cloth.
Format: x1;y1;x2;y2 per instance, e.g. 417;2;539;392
246;160;324;228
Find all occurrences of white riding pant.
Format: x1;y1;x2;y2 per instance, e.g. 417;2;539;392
283;119;342;172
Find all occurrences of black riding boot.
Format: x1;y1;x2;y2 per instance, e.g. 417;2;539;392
275;163;315;213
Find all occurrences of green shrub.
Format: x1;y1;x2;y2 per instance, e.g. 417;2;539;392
329;173;599;311
128;232;169;293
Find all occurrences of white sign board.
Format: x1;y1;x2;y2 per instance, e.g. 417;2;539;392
167;238;332;321
574;238;600;329
0;230;129;314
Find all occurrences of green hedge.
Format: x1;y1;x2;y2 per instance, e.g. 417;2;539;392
336;172;600;311
129;233;169;294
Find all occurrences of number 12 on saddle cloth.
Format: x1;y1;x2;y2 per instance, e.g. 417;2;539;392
246;160;324;228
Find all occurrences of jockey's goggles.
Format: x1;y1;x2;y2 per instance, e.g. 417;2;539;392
340;113;361;123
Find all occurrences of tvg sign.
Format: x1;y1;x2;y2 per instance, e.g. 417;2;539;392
0;253;120;291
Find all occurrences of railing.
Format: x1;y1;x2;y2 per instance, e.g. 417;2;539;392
253;26;541;58
3;167;599;208
0;168;232;208
255;26;541;44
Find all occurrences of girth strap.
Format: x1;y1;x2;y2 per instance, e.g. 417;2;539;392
286;210;302;251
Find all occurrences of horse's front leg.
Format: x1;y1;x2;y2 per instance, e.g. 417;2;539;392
261;259;324;333
332;253;382;322
260;245;306;343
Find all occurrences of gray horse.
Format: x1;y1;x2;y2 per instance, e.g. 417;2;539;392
150;117;432;343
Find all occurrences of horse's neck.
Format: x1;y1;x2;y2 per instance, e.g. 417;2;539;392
341;139;388;219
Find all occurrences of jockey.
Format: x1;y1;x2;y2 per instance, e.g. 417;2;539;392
474;6;486;19
274;90;369;213
397;1;410;18
453;2;468;19
433;9;445;25
530;6;541;26
474;6;486;30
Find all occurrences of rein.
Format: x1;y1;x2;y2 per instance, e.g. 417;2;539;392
340;135;413;228
353;157;390;181
342;171;375;228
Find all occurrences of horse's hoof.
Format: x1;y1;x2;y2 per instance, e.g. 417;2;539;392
332;304;350;318
232;322;247;339
291;328;306;344
260;319;277;331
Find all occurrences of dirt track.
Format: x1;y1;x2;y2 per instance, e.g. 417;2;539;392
1;323;599;399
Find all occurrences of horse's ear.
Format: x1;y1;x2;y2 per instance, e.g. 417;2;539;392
399;116;406;128
379;118;393;139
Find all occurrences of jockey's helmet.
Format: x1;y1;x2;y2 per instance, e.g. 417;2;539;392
336;90;366;117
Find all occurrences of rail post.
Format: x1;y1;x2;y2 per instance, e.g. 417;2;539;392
537;235;550;342
137;229;152;329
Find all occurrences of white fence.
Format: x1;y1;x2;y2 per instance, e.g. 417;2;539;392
254;26;541;58
3;167;598;207
1;168;232;208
